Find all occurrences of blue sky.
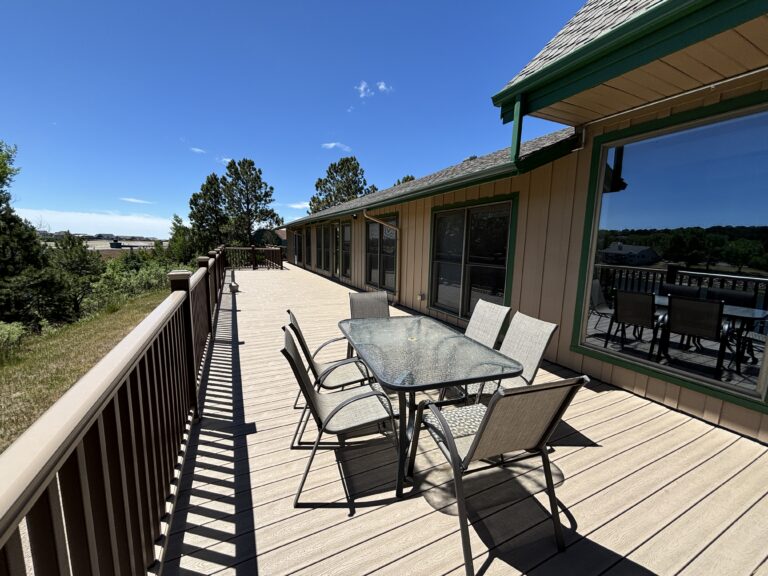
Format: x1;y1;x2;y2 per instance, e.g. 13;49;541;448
2;1;583;238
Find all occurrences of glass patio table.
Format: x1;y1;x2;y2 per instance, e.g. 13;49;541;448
338;315;523;497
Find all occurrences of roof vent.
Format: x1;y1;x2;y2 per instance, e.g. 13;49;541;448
463;155;478;162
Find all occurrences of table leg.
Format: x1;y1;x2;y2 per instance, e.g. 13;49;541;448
395;391;417;498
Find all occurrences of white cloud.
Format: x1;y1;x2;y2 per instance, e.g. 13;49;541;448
190;147;206;154
347;105;354;113
288;201;310;210
355;80;373;98
321;142;352;152
17;208;173;239
120;197;154;205
217;157;233;165
376;81;393;93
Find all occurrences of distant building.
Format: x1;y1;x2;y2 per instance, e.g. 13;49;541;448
599;242;660;266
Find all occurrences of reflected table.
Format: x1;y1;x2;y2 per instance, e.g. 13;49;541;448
339;315;523;497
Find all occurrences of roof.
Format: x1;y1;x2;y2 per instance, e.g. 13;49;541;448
504;0;666;90
286;127;577;227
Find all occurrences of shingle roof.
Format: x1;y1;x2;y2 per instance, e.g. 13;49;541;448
286;127;576;227
502;0;666;91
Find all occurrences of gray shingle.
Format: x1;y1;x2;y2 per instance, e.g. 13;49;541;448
503;0;667;91
287;128;575;226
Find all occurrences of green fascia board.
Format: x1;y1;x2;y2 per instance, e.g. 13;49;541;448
286;134;579;230
571;89;768;414
493;0;768;123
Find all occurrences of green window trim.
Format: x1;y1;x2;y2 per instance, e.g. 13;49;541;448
571;89;768;415
427;193;519;319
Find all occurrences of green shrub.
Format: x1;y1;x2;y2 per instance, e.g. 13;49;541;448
0;322;25;361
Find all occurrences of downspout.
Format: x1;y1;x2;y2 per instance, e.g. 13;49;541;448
363;210;402;305
510;94;524;164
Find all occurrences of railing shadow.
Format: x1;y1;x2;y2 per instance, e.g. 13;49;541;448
163;271;258;575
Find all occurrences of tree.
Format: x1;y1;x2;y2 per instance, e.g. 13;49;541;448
189;173;227;252
394;174;415;186
724;238;762;272
222;159;283;245
50;232;105;317
309;156;377;213
167;214;195;263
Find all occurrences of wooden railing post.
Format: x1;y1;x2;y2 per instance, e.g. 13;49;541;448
197;257;213;333
167;271;199;421
208;251;219;298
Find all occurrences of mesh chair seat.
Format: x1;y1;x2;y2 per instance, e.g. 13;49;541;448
316;359;369;389
463;375;526;398
423;403;487;461
315;385;394;434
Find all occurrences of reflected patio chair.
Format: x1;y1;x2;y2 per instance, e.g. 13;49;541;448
281;329;397;512
588;278;613;330
657;296;730;380
463;299;510;348
604;291;660;359
661;282;701;299
707;287;759;369
463;311;558;400
408;376;589;576
348;290;391;356
706;286;757;308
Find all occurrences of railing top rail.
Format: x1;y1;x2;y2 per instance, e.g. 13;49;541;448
189;266;207;291
594;264;665;273
0;290;186;547
676;269;768;283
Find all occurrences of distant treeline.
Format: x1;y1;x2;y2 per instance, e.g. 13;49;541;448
598;225;768;272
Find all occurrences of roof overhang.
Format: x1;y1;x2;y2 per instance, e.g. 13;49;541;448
493;0;768;126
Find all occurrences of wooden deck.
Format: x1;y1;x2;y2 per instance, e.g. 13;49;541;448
163;265;768;576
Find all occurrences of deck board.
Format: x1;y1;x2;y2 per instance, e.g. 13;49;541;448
163;265;768;575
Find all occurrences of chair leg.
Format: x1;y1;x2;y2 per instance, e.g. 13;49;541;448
604;317;614;348
294;428;324;507
715;338;727;381
452;467;474;576
293;388;303;409
541;450;565;552
407;402;426;478
648;325;659;360
291;406;310;449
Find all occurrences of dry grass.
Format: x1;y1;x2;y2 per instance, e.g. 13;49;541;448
0;290;169;453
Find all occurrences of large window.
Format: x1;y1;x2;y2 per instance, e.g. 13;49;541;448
584;108;768;396
305;227;312;268
294;231;303;265
431;202;511;317
317;224;332;272
366;217;397;291
341;222;352;279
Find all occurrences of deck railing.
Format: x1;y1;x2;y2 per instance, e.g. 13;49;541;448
0;247;227;575
225;245;283;270
595;263;768;308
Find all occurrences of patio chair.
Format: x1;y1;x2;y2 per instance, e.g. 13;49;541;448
604;291;660;359
657;296;730;380
281;328;397;512
661;282;701;299
706;286;757;308
463;299;510;348
408;376;589;576
348;290;391;355
588;278;613;330
462;312;558;400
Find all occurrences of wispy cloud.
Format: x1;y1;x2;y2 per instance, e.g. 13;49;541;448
321;142;352;152
217;156;233;165
120;197;154;205
190;147;206;154
17;208;173;238
288;201;310;210
376;81;393;93
347;105;354;113
355;80;373;98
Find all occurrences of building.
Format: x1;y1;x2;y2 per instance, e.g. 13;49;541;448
599;242;661;265
286;0;768;437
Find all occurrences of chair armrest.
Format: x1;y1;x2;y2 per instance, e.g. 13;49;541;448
311;335;348;359
322;390;396;429
317;357;371;388
427;403;463;468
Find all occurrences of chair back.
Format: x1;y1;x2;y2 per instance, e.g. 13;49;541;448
286;309;322;379
464;376;588;465
590;279;607;308
498;312;558;384
615;291;656;329
281;328;322;427
667;296;724;339
464;299;510;348
662;282;701;299
350;291;390;319
706;287;757;308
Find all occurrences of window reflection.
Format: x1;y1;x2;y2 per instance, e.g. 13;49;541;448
585;109;768;395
